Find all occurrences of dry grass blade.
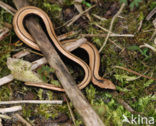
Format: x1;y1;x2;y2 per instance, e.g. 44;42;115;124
114;66;156;81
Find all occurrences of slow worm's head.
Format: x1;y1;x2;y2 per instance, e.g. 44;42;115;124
100;79;116;90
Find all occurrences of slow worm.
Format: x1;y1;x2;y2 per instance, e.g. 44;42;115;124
13;6;115;91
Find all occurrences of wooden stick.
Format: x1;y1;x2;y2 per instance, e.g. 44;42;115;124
64;95;76;126
14;113;32;126
140;43;156;52
0;100;63;105
12;0;105;125
0;118;2;126
92;14;107;21
0;106;22;114
0;114;11;120
146;7;156;21
81;33;134;37
0;74;14;86
109;39;124;50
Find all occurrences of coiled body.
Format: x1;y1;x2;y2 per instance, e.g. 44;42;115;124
13;6;115;91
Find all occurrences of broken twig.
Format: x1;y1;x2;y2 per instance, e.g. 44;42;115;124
0;106;22;114
0;114;11;120
64;95;76;126
0;100;63;105
14;113;32;126
146;7;156;21
140;43;156;52
99;3;125;52
67;4;96;27
92;14;107;21
81;33;134;37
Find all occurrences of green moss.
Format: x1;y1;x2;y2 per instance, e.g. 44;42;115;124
0;86;11;101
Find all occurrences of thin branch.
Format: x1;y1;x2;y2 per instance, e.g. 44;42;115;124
150;29;156;41
114;66;156;81
94;24;134;37
3;22;12;29
118;15;125;19
99;3;125;52
137;20;143;32
64;95;76;126
153;19;156;28
0;106;22;114
143;29;155;33
94;23;112;33
146;7;156;21
0;28;10;41
109;39;124;50
150;19;156;40
0;100;63;105
112;92;135;113
0;114;11;120
0;74;14;86
81;33;134;37
74;2;91;21
0;1;16;15
74;0;82;3
25;81;63;91
62;38;87;51
67;4;96;27
127;71;148;81
14;113;32;126
117;98;135;113
0;118;2;126
57;31;77;41
140;43;156;52
12;49;31;58
92;14;107;21
31;57;47;70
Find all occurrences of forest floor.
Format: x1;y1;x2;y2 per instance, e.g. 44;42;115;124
0;0;156;126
